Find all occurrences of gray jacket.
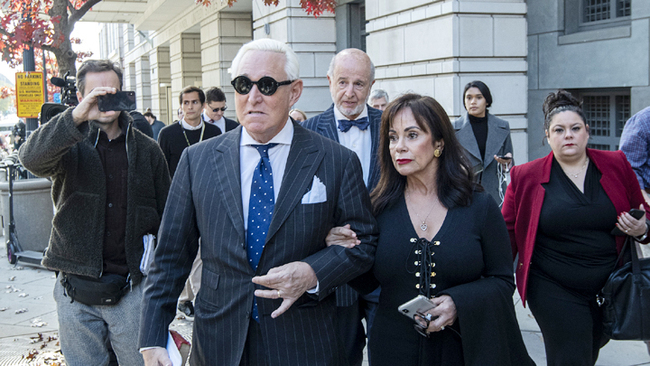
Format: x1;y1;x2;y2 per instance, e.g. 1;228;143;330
19;108;171;285
454;113;513;206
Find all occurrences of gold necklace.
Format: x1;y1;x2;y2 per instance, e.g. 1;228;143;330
568;157;589;178
406;191;436;231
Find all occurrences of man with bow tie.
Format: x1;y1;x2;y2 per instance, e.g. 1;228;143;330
302;48;382;366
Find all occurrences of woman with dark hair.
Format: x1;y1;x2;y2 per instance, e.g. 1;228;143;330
328;93;533;366
503;90;650;365
454;80;513;206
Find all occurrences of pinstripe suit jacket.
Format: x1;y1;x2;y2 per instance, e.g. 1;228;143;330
302;103;382;307
139;121;378;366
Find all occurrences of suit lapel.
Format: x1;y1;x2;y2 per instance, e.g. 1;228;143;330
456;115;482;162
213;128;245;235
266;123;324;242
368;106;382;190
317;105;340;143
484;114;509;167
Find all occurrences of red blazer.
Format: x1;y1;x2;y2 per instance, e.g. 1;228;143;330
502;149;649;303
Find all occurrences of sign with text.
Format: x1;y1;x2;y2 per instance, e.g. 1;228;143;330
15;72;45;118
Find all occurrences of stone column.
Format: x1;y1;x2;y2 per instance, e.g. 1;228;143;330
253;0;336;117
366;0;528;161
134;56;152;111
169;32;203;114
149;46;172;124
200;12;252;120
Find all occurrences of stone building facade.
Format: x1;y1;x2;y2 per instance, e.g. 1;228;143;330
86;0;648;163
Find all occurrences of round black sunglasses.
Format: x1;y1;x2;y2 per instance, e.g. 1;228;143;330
231;76;294;96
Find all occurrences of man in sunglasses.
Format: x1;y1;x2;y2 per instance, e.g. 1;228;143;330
302;48;383;366
202;86;239;134
139;38;377;366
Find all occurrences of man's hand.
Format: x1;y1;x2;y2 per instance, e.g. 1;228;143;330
71;87;119;126
141;347;172;366
252;262;318;318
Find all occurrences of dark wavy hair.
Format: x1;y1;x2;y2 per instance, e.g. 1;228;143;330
370;93;475;215
463;80;493;109
76;59;123;96
542;90;588;133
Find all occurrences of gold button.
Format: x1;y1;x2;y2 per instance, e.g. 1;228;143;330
431;272;436;277
415;272;420;277
416;284;420;289
430;284;436;289
434;241;440;246
415;261;419;265
410;238;417;243
430;263;436;268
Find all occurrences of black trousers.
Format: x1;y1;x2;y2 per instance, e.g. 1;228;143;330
527;272;608;366
240;320;267;366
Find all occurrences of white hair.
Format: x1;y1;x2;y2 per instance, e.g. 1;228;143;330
326;49;375;82
370;89;389;102
228;39;300;81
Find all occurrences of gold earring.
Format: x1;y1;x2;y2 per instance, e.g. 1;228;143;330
434;149;442;158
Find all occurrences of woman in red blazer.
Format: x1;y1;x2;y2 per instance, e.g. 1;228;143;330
502;90;650;365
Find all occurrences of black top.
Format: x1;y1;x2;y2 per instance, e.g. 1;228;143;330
355;191;533;366
532;157;618;293
96;121;129;276
469;114;488;160
158;122;221;177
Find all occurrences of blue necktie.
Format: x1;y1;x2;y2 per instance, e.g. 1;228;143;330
338;116;370;133
247;143;277;321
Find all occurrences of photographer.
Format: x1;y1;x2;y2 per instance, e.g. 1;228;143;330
12;119;25;151
18;59;170;366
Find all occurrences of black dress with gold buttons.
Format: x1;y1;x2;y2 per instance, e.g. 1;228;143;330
355;190;533;366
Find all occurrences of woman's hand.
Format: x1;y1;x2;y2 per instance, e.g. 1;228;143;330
494;152;512;168
325;224;360;248
423;295;457;333
616;204;647;237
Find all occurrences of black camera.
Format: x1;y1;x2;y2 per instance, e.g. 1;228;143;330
40;71;79;125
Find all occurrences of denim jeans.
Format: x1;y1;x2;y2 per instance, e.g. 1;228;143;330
54;275;144;366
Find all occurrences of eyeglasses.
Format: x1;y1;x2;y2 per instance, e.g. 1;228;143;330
212;106;227;112
413;312;434;338
231;76;294;96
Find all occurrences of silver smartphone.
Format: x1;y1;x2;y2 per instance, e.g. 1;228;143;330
398;295;436;320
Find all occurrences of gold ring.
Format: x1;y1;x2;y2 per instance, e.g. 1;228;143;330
277;290;282;298
440;326;445;331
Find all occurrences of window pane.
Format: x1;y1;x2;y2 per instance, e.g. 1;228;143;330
617;0;631;17
616;95;630;137
584;0;611;23
584;95;610;137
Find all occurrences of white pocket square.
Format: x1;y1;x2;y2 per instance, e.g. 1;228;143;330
301;175;327;204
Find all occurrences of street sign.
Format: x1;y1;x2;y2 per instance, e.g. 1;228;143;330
15;72;44;118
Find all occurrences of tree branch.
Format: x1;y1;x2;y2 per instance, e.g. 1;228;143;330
69;0;103;24
41;44;56;53
0;28;14;39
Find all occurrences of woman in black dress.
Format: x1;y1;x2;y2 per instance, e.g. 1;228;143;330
502;90;650;365
328;94;533;366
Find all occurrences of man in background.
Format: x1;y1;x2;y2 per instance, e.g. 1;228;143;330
302;48;382;366
369;89;389;111
202;86;238;133
619;105;650;355
144;108;165;141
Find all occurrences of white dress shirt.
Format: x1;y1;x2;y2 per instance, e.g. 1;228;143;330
180;118;204;130
240;119;293;230
202;112;226;134
334;105;371;186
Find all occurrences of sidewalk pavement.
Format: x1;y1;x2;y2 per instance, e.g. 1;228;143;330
0;240;649;365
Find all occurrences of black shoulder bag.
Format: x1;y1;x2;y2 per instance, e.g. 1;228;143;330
599;236;650;340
